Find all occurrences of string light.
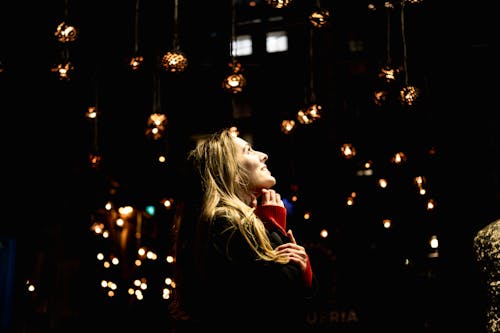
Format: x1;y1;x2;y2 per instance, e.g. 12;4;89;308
145;71;167;140
86;105;102;169
265;0;293;9
54;22;78;43
373;1;399;106
50;59;74;81
52;0;76;80
222;59;246;93
341;143;357;159
129;0;144;70
309;8;330;28
296;28;323;124
399;0;420;106
161;0;188;72
223;0;246;94
309;0;330;29
146;113;168;140
280;119;296;134
379;1;398;82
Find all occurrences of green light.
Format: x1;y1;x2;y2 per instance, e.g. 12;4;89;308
145;205;155;216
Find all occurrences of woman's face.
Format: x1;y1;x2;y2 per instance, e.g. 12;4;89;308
233;136;276;193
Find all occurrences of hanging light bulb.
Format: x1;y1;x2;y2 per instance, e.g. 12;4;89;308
305;103;322;120
146;71;167;140
54;1;77;43
378;65;398;82
390;152;407;165
88;154;102;169
399;0;420;106
309;8;331;28
280;120;296;134
161;50;188;72
296;109;313;125
161;0;188;73
372;2;398;107
373;90;390;106
51;61;74;81
222;59;246;94
129;0;144;71
265;0;293;9
399;85;420;106
145;113;168;140
52;0;76;79
54;22;78;43
296;103;322;124
296;27;323;125
130;56;144;71
340;143;357;159
223;0;245;94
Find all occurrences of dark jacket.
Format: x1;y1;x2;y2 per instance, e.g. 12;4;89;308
173;205;317;333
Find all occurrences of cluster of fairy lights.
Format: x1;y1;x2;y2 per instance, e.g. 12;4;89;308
88;201;177;301
21;0;440;306
371;0;422;107
281;16;325;135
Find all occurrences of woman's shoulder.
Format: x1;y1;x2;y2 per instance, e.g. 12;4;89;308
208;215;256;259
211;215;237;233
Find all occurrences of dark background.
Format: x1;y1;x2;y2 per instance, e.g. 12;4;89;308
1;0;497;332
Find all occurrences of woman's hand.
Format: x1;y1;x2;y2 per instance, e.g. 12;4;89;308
275;229;308;272
259;188;284;207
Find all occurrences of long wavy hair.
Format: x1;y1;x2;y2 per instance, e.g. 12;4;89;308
182;128;287;261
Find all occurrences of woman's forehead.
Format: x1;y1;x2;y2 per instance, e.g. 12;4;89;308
232;136;249;148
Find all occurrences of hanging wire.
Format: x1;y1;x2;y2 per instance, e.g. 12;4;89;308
385;3;393;67
400;0;409;86
222;0;246;94
308;27;316;104
153;67;161;114
129;0;144;70
230;0;236;58
398;0;419;106
376;2;398;84
297;26;321;125
173;0;180;50
62;47;70;63
134;0;140;53
64;0;69;20
161;0;187;72
92;79;100;153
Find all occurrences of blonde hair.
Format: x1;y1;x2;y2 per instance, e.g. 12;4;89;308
188;129;288;263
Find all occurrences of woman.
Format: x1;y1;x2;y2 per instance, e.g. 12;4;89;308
169;128;317;332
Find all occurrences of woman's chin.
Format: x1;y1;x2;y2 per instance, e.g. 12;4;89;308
265;178;277;188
